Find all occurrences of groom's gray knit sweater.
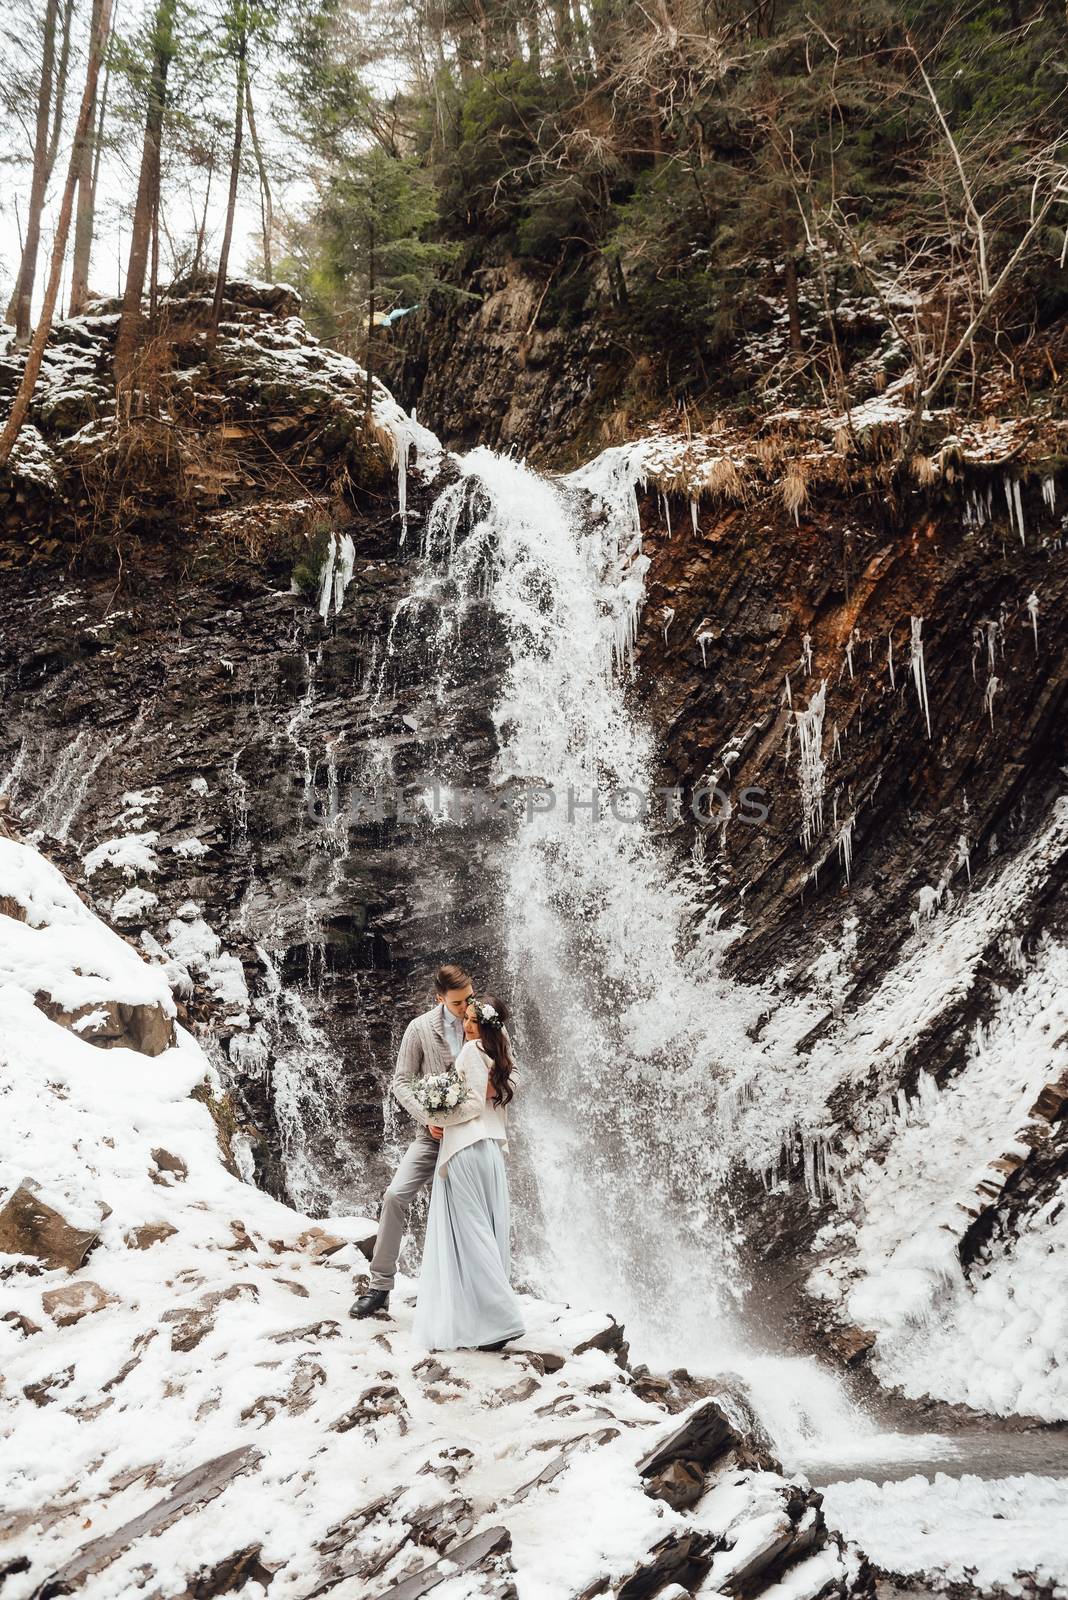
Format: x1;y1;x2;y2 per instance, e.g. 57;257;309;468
391;1004;465;1127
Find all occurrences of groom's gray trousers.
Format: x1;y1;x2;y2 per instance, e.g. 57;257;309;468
367;1127;440;1291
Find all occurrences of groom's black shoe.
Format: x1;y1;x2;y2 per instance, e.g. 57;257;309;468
350;1289;390;1319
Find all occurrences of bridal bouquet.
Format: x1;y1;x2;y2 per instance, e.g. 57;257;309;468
412;1067;467;1119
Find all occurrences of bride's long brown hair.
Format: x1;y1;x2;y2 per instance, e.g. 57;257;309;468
470;993;515;1107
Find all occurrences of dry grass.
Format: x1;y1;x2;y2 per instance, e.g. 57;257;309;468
910;453;940;486
782;460;812;523
702;455;748;503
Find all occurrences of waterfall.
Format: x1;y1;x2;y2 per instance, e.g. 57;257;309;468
415;447;771;1363
401;441;966;1473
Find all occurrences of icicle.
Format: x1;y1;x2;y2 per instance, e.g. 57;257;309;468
887;632;895;689
690;498;699;535
982;618;998;675
838;816;854;882
661;606;675;642
983;674;1000;728
831;721;840;759
1027;591;1039;650
1042;477;1055;514
957;833;972;883
801;632;813;674
317;534;337;621
697;628;714;667
783;672;793;708
1003;475;1025;544
332;533;355;615
795;679;828;850
662;491;672;537
845;630;855;681
909;615;932;739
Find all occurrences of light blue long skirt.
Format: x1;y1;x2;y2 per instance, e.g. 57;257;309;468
411;1137;526;1351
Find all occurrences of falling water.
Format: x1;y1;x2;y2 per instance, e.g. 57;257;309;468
413;448;785;1370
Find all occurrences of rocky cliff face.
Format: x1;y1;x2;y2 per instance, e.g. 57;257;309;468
0;283;514;1224
623;446;1068;1416
4;279;1068;1436
394;250;623;464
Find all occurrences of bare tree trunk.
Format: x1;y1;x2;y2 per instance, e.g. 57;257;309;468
69;0;104;315
45;0;75;172
209;30;247;339
150;170;161;316
9;0;60;341
244;76;272;279
0;0;114;466
364;212;375;415
113;0;178;406
192;156;214;278
782;204;802;352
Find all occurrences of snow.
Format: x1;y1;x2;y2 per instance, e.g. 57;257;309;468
822;1473;1068;1595
1;840;847;1600
0;839;175;1019
83;831;160;879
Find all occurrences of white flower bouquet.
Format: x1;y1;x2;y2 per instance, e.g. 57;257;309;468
412;1067;467;1120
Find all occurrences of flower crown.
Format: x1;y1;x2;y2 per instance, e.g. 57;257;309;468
467;997;503;1030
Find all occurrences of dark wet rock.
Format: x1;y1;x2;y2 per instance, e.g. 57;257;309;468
0;1184;99;1272
615;1529;715;1600
169;1542;278;1597
826;1324;877;1366
375;1526;513;1600
32;1447;263;1596
636;1397;737;1479
331;1382;410;1433
644;1458;706;1511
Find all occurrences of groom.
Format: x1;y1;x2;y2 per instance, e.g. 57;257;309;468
350;962;474;1318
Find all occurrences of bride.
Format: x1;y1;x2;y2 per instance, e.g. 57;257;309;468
411;993;526;1352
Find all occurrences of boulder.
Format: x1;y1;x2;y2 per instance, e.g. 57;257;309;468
0;1182;99;1270
645;1458;706;1511
34;993;175;1056
150;1148;188;1184
825;1324;876;1366
636;1398;736;1479
124;1222;178;1251
2;1308;42;1338
616;1530;714;1600
41;1280;115;1326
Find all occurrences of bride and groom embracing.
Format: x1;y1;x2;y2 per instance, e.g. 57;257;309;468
351;964;526;1352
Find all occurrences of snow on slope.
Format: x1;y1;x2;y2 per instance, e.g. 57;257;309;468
722;796;1068;1422
0;837;855;1599
822;1474;1068;1597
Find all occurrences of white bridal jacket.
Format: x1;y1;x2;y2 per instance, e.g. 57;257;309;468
434;1038;513;1177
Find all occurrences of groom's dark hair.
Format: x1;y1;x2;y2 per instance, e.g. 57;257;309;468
435;963;471;994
